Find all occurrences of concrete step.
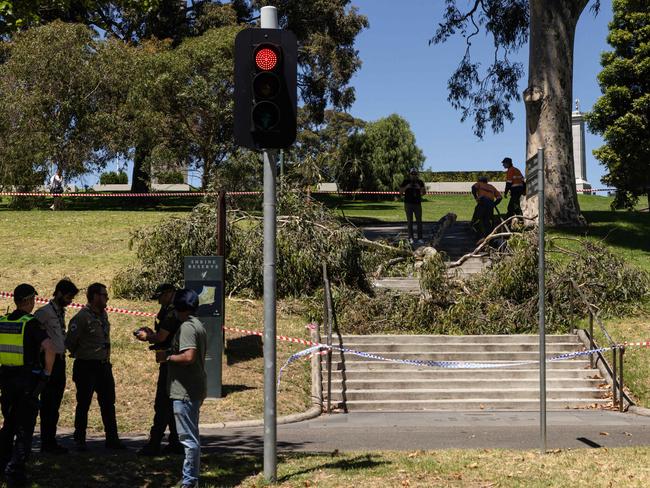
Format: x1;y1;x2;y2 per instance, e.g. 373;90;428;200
334;342;581;353
328;351;587;362
323;378;605;390
326;388;607;401
324;369;600;380
337;398;611;412
328;360;592;371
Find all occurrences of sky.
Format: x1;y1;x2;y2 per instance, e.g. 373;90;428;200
347;0;613;186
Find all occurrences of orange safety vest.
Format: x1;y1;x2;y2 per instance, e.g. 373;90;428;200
506;167;525;187
472;182;501;201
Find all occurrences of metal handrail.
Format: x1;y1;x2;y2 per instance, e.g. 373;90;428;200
570;279;628;411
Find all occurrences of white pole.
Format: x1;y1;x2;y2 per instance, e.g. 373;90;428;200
261;6;279;483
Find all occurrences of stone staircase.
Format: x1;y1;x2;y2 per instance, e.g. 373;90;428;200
322;334;610;411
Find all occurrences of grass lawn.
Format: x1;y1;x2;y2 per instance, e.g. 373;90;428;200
0;210;312;433
16;447;650;487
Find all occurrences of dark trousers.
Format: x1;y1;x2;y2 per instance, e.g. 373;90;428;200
506;186;524;219
148;363;179;446
39;355;66;447
72;359;119;442
476;198;495;238
0;372;38;478
404;202;423;240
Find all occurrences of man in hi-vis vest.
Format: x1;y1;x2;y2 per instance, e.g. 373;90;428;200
0;284;55;486
502;157;526;219
471;176;502;239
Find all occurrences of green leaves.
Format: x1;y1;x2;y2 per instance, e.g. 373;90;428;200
587;0;650;209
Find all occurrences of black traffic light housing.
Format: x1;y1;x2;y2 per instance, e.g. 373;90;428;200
234;28;297;150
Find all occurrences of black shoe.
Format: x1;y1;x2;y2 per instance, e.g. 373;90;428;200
161;442;184;455
105;439;127;450
137;443;161;456
74;439;87;452
41;443;69;454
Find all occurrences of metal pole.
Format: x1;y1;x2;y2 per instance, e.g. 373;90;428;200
261;8;279;482
263;149;277;481
280;149;284;192
589;312;594;368
612;346;618;408
538;147;546;455
323;264;333;413
619;347;625;412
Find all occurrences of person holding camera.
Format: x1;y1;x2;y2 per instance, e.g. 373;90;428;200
164;289;207;488
399;168;426;244
134;283;183;456
0;284;56;486
65;283;126;451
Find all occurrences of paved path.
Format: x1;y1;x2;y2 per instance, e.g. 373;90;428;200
51;411;650;454
196;411;650;453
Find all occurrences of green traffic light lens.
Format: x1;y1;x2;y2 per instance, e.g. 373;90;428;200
253;72;280;100
252;101;280;130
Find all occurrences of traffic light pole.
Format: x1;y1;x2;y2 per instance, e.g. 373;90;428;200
261;9;279;484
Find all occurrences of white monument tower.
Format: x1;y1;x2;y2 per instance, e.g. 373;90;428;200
572;99;592;193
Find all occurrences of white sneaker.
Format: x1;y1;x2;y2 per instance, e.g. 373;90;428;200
416;239;424;244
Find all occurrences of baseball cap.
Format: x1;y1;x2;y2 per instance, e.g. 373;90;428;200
14;283;37;302
173;288;199;312
151;283;176;300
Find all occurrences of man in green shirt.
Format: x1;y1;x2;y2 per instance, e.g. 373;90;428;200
165;289;207;488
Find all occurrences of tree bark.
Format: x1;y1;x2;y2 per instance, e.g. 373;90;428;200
131;138;151;193
523;0;588;227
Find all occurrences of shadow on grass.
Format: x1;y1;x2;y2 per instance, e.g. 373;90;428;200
557;210;650;253
28;452;262;488
226;335;263;366
222;384;255;396
276;453;389;483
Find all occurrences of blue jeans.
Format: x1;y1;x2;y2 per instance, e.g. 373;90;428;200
173;399;201;486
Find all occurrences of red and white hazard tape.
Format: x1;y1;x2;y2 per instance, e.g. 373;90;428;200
0;189;615;198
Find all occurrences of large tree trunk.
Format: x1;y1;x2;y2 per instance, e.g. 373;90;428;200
131;138;151;193
523;0;588;226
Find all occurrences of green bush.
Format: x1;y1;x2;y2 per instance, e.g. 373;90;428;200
420;171;505;182
155;171;185;184
99;171;128;184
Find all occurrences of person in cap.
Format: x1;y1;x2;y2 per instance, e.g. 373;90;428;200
0;284;56;485
33;279;79;454
164;289;207;488
502;157;526;218
399;167;426;244
471;176;502;239
134;283;184;456
65;283;126;451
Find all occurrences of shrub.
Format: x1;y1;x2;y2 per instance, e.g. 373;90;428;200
155;171;185;184
99;171;128;184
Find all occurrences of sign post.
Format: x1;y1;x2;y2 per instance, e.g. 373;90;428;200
184;256;224;398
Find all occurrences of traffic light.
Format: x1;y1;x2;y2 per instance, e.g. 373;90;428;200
234;28;297;150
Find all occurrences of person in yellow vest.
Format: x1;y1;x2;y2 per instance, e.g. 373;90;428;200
502;157;526;218
471;176;502;239
0;284;55;486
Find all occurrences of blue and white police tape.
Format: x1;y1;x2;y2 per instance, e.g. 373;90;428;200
276;344;615;390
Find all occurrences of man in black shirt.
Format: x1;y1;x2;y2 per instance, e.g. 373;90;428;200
0;284;55;486
399;168;426;243
135;283;183;456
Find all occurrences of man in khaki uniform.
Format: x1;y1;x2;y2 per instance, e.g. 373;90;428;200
65;283;125;451
33;279;79;454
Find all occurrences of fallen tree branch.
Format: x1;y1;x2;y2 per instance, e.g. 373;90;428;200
374;257;407;278
358;238;413;256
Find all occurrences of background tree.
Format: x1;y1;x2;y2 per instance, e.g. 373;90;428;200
351;114;425;192
0;21;133;188
432;0;604;226
587;0;649;210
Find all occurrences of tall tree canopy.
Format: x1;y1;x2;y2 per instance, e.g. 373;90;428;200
432;1;602;226
587;0;650;210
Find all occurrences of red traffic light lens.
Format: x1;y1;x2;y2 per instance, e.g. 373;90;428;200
255;47;278;71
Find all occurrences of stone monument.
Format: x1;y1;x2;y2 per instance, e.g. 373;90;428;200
572;99;592;193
